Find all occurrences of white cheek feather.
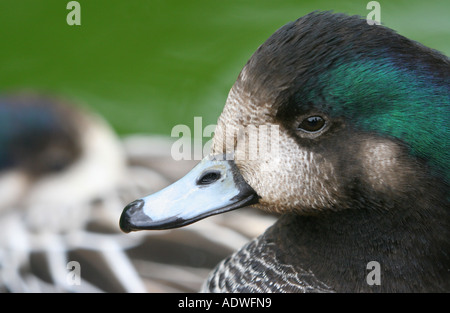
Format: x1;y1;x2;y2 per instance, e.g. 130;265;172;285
239;65;249;83
239;132;340;213
360;140;403;193
212;86;271;156
212;84;342;213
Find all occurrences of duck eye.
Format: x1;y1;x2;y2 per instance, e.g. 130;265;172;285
297;116;326;133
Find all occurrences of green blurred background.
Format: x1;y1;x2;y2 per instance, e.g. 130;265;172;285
0;0;448;137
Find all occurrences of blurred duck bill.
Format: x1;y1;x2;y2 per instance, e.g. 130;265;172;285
119;154;259;232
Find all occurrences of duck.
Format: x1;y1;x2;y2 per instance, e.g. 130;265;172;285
0;92;126;214
120;11;450;292
0;92;273;292
0;92;141;292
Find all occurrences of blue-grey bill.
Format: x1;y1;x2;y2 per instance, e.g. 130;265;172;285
119;155;258;233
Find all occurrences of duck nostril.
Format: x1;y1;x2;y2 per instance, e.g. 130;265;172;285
197;170;221;186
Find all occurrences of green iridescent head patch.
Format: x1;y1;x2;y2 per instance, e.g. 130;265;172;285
318;57;449;182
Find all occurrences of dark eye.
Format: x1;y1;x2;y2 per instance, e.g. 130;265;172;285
297;116;326;133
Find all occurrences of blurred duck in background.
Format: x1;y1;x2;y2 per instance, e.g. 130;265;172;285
0;93;126;220
0;92;276;292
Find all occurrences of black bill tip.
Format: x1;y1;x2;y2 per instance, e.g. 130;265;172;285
119;199;152;233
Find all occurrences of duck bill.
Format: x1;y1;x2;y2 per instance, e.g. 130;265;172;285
119;155;259;233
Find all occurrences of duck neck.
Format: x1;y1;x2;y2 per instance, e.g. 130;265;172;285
267;192;450;292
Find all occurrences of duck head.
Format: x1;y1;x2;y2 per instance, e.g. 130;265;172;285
0;94;82;175
0;93;126;231
120;11;449;232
